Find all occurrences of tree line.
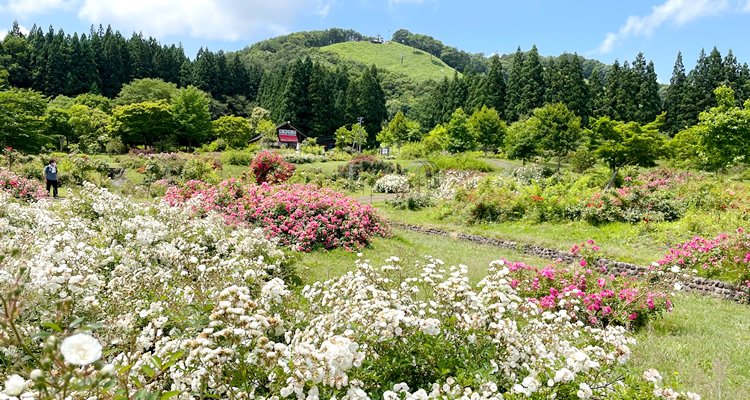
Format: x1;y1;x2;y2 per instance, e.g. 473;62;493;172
2;21;750;158
415;46;750;136
0;22;261;112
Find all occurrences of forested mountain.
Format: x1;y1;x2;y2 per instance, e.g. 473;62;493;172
2;20;750;152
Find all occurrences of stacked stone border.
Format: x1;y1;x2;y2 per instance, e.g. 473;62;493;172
394;223;749;303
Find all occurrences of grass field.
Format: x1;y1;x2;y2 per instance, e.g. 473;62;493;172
296;228;549;283
321;41;458;83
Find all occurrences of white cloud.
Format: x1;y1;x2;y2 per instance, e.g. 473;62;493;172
596;0;736;54
75;0;333;41
4;0;71;15
743;0;750;11
0;0;333;41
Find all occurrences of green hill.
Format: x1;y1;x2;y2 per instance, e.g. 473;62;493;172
321;41;459;83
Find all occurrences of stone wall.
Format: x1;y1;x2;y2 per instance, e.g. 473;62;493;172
394;223;748;303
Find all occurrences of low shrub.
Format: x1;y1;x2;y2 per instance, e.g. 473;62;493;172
338;154;395;180
506;240;672;330
399;142;430;159
0;168;48;201
220;148;256;166
387;191;434;210
181;158;219;183
657;228;750;288
282;151;322;164
373;174;410;193
250;150;295;184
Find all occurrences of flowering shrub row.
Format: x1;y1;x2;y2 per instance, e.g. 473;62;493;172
0;168;47;201
447;167;744;225
0;189;698;398
373;174;410;193
505;240;673;329
657;228;750;288
164;179;389;251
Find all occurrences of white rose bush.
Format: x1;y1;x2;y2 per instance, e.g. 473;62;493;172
373;174;410;193
0;183;700;399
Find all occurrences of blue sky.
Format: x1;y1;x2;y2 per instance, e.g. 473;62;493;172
2;0;750;82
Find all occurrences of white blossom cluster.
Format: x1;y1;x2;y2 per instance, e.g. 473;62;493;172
434;170;483;200
0;185;700;399
373;174;410;194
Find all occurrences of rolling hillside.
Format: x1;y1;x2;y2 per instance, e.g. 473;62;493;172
321;41;459;83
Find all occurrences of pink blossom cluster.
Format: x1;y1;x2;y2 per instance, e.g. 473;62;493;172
657;228;750;287
164;179;389;251
0;168;48;201
507;240;672;329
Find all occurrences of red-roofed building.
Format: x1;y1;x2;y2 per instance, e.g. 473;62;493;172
276;122;306;150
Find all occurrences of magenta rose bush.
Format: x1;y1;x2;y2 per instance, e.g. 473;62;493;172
164;178;389;251
0;168;48;201
250;150;295;184
657;228;750;289
505;240;672;330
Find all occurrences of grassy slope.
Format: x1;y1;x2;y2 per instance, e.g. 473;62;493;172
321;41;458;83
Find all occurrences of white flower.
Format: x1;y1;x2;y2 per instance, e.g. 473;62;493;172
554;367;575;383
3;374;26;396
60;333;103;366
101;363;116;376
643;368;663;385
29;369;43;381
670;265;681;273
686;392;701;400
576;382;592;399
420;318;441;336
673;282;683;291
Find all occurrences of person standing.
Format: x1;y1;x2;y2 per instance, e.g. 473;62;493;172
43;159;59;198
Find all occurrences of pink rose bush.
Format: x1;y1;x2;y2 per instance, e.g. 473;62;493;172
657;228;750;289
0;168;47;201
250;150;295;184
164;178;389;251
506;240;672;329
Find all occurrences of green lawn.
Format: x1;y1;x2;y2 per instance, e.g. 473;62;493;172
631;293;750;399
321;41;458;83
295;228;549;284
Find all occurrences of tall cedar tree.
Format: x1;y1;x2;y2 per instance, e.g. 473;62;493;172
664;52;694;135
505;48;525;121
544;53;590;123
484;55;507;115
355;65;388;146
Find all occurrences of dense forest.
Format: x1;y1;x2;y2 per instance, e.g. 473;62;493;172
1;21;750;158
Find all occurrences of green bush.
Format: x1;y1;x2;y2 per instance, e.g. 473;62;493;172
105;137;128;155
399;142;430;159
387;191;434;210
338;155;395;180
428;153;493;172
220;149;256;166
181;158;219;183
570;148;597;173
